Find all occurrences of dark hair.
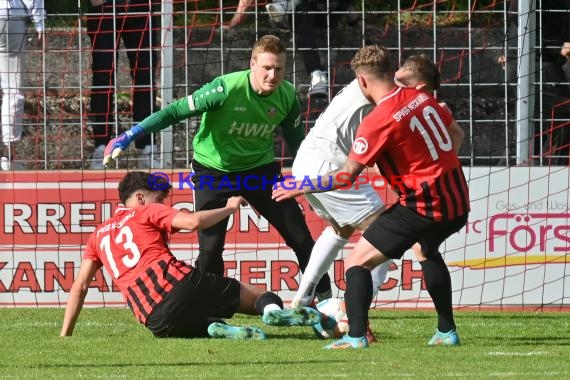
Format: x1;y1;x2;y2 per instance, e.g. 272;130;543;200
350;45;393;81
402;54;441;92
117;171;171;204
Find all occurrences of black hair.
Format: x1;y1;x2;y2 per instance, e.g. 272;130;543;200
117;171;171;204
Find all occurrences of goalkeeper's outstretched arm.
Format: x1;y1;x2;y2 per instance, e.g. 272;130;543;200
103;77;229;167
102;96;200;166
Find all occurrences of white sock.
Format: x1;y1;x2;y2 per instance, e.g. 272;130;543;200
263;304;282;314
370;261;390;302
295;227;347;302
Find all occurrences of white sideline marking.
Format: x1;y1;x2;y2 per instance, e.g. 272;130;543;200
470;322;524;327
0;321;132;328
0;321;60;327
489;372;564;377
488;351;547;356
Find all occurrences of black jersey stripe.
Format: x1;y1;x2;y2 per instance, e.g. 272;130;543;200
434;176;449;218
443;171;459;218
419;181;434;219
170;260;192;278
135;277;156;310
127;286;149;321
157;259;179;287
451;167;470;215
145;266;166;297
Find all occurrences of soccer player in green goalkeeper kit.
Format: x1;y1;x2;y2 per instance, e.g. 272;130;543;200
102;34;333;303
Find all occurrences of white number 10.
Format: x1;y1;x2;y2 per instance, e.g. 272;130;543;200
100;226;142;278
409;105;452;161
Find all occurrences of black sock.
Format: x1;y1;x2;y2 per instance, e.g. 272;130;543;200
345;266;372;338
420;253;455;332
315;272;332;297
206;317;225;325
254;292;283;315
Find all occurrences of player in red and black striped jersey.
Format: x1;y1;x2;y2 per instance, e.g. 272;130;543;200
273;46;470;349
61;171;321;340
351;80;469;221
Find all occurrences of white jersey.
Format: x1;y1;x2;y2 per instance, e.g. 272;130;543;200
292;79;383;227
296;79;373;168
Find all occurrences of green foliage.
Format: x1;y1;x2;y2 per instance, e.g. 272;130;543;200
1;308;569;378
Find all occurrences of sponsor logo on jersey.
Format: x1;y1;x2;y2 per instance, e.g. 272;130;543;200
234;106;247;112
267;106;277;117
228;121;275;138
352;137;368;154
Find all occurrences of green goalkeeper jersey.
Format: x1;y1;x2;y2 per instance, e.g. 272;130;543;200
139;69;302;172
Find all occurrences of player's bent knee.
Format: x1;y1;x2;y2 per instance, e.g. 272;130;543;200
238;283;263;315
345;250;385;270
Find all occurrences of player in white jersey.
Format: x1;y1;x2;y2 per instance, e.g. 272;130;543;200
290;54;443;312
291;79;388;309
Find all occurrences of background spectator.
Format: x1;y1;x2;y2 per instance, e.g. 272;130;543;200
87;0;159;169
266;0;328;98
0;0;45;171
224;0;260;30
229;0;358;99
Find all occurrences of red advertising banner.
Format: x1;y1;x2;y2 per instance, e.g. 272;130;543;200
0;170;398;306
0;170;395;245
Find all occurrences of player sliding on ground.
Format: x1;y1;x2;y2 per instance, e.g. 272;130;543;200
61;171;320;340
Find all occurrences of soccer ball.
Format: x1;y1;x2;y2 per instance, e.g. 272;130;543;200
312;298;349;339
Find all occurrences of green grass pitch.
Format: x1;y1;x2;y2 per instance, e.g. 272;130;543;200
1;308;569;379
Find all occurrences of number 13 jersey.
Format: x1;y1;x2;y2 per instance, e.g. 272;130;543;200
84;203;192;324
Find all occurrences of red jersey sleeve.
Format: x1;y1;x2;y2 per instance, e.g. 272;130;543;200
143;203;180;233
83;232;103;265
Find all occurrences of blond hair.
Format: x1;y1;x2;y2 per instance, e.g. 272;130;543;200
350;45;393;81
251;35;287;59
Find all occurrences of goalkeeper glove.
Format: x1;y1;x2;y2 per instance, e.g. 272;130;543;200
102;124;146;167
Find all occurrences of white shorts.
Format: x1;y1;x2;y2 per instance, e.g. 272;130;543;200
291;156;384;227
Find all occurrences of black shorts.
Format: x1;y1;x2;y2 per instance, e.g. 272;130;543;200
145;268;241;338
362;204;468;260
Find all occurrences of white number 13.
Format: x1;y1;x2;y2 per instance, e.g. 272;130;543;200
100;226;142;278
409;105;452;161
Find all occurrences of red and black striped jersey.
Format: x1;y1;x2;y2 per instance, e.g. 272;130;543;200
348;86;470;221
84;203;192;324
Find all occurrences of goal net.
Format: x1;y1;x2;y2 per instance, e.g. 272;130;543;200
0;0;568;310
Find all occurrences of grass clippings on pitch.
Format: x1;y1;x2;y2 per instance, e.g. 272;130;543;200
0;308;569;379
